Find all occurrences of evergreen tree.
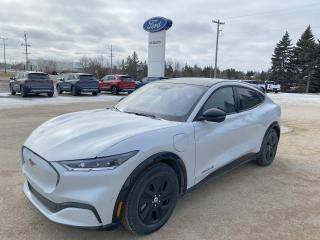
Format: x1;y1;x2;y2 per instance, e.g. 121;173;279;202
312;41;320;92
270;31;294;91
293;26;318;92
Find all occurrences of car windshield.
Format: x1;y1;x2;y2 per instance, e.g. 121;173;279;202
115;82;208;122
79;75;96;81
28;73;49;80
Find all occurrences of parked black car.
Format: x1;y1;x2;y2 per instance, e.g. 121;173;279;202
9;71;54;97
135;77;168;89
56;73;99;96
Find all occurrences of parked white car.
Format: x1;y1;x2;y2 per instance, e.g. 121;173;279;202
22;78;281;234
265;81;281;93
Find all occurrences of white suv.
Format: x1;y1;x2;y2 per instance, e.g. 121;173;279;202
22;78;281;234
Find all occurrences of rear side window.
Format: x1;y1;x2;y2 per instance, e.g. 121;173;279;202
79;75;96;81
28;73;49;80
237;87;265;111
202;87;236;114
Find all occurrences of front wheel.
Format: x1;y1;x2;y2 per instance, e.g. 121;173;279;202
71;86;78;96
256;128;279;166
56;85;63;94
21;86;28;97
47;92;54;97
111;86;118;95
122;163;179;235
10;84;16;95
92;91;98;96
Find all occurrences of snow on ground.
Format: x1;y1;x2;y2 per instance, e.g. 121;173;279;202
0;92;319;109
269;92;320;106
0;92;122;109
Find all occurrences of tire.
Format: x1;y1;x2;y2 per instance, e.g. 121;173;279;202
9;84;16;95
92;91;98;96
21;86;28;97
111;86;118;95
122;163;179;235
47;92;54;97
71;86;78;96
256;128;279;166
57;85;63;94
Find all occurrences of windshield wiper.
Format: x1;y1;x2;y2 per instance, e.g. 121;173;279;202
124;111;161;120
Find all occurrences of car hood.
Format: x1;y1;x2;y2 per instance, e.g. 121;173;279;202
24;109;180;161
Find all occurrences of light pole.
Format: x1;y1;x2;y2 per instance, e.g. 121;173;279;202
0;36;8;72
211;19;225;78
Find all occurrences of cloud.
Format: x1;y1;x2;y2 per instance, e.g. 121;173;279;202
0;0;319;71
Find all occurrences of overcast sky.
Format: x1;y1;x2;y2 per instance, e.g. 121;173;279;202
0;0;319;71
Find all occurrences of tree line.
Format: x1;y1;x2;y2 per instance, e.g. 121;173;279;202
79;53;269;82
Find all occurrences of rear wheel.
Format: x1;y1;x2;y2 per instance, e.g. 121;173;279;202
92;91;98;96
256;128;279;166
122;163;179;235
9;84;16;95
111;86;118;95
47;92;54;97
71;86;78;96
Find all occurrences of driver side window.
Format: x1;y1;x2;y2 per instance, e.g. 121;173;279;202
202;87;236;114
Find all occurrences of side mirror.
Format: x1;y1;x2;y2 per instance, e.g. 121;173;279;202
198;108;226;123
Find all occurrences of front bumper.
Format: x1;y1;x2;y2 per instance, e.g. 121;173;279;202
24;181;118;229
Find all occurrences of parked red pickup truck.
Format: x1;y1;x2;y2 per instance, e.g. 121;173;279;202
99;75;136;95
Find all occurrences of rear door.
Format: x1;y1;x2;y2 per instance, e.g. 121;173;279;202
234;86;266;152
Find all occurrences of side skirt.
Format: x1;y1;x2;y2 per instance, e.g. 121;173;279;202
185;152;260;194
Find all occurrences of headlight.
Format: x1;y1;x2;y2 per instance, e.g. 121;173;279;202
59;150;138;171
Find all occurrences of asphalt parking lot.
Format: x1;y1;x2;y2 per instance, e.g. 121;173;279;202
0;93;320;239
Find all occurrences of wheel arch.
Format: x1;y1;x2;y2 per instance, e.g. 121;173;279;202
112;151;187;222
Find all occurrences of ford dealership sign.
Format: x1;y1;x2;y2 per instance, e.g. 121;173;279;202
143;17;172;33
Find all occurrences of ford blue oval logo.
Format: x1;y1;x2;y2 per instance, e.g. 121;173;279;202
143;17;173;33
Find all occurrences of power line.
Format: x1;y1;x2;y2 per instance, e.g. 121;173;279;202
0;36;8;72
21;32;31;70
211;19;225;79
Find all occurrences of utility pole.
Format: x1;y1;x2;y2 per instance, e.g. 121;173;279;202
110;44;114;74
0;36;8;72
211;19;225;78
21;32;31;70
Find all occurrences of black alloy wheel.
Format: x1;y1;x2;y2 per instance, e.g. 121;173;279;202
257;129;279;166
122;163;179;234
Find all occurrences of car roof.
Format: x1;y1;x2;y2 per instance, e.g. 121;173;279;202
160;78;227;87
20;71;48;74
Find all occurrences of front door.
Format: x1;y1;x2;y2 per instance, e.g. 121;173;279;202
193;86;246;183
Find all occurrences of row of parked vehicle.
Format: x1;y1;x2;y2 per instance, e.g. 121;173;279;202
9;71;166;98
242;80;281;93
